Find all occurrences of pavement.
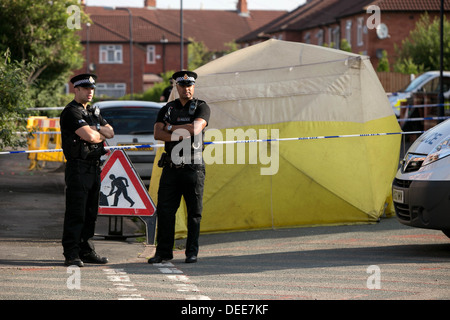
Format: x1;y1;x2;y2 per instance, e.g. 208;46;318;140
1;153;450;307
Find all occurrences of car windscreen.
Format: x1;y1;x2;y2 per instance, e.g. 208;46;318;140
100;106;159;135
403;73;434;92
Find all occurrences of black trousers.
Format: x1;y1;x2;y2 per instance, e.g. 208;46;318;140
62;159;101;259
155;163;205;258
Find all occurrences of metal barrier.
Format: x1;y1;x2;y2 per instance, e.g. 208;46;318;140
26;117;64;170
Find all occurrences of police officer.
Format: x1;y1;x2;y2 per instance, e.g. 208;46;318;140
60;73;114;267
148;70;210;264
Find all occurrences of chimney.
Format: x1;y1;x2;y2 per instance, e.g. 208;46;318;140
237;0;249;17
144;0;156;8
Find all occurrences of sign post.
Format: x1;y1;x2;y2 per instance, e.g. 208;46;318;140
98;150;157;244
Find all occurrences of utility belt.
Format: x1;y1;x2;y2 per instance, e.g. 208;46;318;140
158;152;203;169
64;136;106;161
67;158;101;167
80;141;106;160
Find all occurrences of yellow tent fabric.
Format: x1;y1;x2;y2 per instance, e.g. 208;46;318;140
149;39;401;237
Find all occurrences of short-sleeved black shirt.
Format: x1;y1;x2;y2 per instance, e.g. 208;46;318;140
60;100;108;160
155;98;210;157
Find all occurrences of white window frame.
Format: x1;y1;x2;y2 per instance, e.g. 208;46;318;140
147;45;156;64
327;27;333;46
346;20;352;47
316;29;324;46
304;32;311;44
357;17;364;47
95;83;127;98
332;27;340;49
99;45;123;64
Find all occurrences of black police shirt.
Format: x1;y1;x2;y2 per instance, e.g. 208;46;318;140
155;98;210;158
60;100;108;160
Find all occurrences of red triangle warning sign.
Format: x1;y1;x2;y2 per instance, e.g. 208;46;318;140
99;150;156;216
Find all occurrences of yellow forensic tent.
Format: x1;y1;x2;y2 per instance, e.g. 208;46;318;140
149;39;401;236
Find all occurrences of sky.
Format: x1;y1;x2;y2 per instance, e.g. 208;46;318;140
84;0;305;11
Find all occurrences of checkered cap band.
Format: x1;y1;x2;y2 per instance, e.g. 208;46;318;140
74;79;92;86
176;76;195;83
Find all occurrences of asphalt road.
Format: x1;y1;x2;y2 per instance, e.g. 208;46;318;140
0;153;449;309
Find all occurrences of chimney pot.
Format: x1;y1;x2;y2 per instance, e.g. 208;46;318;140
144;0;156;8
237;0;249;16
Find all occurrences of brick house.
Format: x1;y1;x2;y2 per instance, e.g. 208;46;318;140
69;0;285;98
236;0;450;73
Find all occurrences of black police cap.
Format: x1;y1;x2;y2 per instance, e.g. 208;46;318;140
172;70;197;86
70;73;97;88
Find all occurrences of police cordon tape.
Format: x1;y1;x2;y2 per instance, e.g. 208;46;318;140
398;116;450;122
397;103;450;109
0;130;425;155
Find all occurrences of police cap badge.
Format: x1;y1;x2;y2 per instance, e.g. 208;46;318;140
172;70;197;86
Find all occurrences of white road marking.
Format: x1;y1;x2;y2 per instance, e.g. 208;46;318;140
103;268;144;300
152;262;211;300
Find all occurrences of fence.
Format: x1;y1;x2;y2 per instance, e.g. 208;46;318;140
376;72;411;93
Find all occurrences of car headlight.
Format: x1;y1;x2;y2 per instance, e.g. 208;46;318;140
422;135;450;166
401;153;427;173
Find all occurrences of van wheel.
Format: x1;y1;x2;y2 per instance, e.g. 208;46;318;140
442;230;450;238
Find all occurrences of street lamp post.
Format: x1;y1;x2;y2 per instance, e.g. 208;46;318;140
86;22;90;73
180;0;184;70
160;35;168;73
121;8;134;99
438;0;444;119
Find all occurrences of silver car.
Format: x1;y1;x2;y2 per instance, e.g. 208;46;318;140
389;71;450;117
392;118;450;238
94;100;162;184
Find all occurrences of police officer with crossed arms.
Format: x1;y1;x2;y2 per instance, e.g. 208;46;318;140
60;73;114;267
148;70;210;264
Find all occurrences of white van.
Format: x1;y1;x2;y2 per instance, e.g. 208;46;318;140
392;118;450;238
94;100;162;184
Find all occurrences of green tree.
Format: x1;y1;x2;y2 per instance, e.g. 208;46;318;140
0;49;36;150
394;13;450;73
394;57;424;75
377;50;390;72
188;38;214;71
340;39;352;52
127;71;175;102
223;40;239;55
0;0;88;109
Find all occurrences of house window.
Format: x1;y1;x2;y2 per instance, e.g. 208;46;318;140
346;20;352;47
304;32;311;44
357;17;364;47
316;29;324;46
328;27;333;46
332;27;340;49
100;45;123;64
95;83;126;98
147;45;156;64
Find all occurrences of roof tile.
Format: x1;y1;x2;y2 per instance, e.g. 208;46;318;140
82;7;285;52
